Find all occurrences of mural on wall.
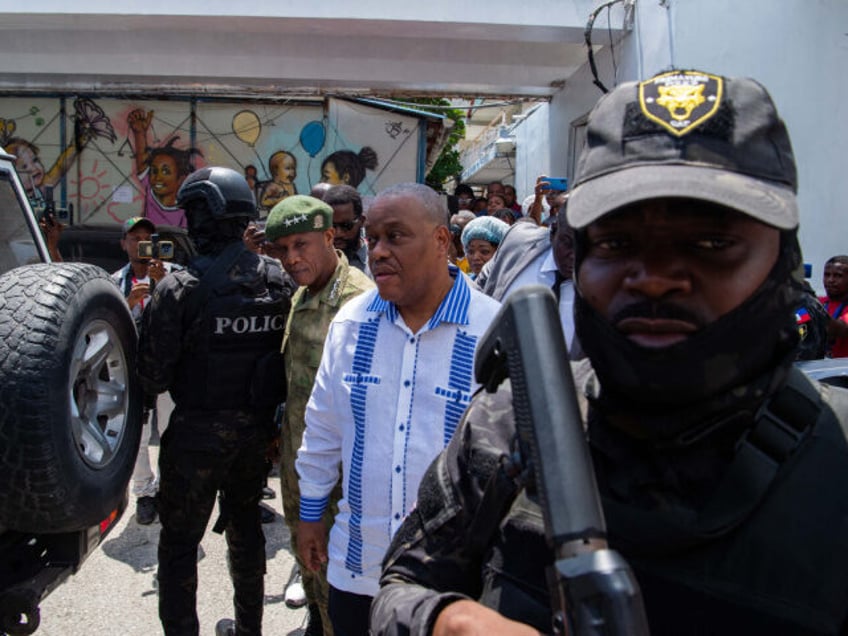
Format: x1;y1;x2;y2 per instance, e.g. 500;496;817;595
1;96;424;227
126;108;202;228
0;97;116;211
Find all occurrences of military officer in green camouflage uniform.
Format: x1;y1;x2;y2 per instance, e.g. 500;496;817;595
263;195;374;636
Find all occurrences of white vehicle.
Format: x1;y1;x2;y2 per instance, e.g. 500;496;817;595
0;147;142;636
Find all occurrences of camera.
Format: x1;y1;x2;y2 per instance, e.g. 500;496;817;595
138;233;175;260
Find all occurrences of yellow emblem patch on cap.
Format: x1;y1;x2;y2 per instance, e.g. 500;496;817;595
313;214;325;229
639;70;723;137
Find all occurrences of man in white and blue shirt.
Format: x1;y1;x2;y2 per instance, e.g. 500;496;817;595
296;183;501;635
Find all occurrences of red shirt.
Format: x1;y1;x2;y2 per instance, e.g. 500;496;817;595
820;296;848;357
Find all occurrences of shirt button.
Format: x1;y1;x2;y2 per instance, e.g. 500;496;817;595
403;380;411;387
395;465;401;473
399;424;404;431
409;336;415;343
394;513;401;520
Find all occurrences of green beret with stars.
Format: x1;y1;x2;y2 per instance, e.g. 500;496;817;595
265;195;334;241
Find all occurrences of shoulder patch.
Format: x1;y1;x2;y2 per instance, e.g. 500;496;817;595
639;70;723;137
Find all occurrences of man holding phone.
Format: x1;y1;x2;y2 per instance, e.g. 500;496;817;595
526;175;567;224
112;216;179;524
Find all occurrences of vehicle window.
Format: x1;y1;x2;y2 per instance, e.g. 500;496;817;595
0;172;42;275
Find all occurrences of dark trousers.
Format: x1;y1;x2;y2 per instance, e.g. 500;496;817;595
328;586;373;636
157;418;269;636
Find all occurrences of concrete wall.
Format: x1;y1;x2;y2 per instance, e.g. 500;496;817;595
545;0;848;289
513;103;551;202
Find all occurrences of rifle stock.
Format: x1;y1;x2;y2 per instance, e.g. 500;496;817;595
475;285;649;635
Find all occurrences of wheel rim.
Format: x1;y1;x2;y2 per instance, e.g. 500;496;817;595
69;318;130;468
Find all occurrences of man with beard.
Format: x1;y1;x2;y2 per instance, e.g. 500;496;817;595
138;166;295;636
371;70;848;635
323;184;370;276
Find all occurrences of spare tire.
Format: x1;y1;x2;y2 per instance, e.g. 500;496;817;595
0;263;142;532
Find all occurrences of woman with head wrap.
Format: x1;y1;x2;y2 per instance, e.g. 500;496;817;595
461;216;510;279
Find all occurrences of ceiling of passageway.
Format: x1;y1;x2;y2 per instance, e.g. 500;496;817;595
0;13;617;98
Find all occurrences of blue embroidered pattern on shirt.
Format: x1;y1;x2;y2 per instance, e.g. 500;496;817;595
343;318;380;575
435;330;477;445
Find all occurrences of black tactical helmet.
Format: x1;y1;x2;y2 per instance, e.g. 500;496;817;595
177;166;257;220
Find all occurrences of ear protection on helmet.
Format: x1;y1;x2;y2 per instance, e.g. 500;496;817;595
177;166;257;220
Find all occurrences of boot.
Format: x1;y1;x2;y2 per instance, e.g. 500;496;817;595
303;604;323;636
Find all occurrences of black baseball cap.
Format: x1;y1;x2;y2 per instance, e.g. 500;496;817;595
567;70;799;230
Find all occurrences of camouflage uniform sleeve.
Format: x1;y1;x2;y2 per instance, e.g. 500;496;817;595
137;272;194;395
371;385;519;636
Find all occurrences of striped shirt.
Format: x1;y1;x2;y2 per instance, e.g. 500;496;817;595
297;267;501;596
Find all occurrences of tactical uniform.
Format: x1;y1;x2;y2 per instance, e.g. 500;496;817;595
373;364;848;635
280;250;373;634
138;167;295;636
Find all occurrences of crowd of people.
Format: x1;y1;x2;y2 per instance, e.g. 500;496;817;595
36;68;848;635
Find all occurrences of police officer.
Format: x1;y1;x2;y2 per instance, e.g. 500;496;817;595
138;166;295;636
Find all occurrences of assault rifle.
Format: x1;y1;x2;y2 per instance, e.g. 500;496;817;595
475;285;649;636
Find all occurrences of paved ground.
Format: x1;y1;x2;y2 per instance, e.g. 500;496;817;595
37;435;308;636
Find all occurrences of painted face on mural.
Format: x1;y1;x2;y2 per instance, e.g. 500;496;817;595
279;154;296;184
149;154;183;206
13;145;45;192
321;161;346;185
270;152;297;185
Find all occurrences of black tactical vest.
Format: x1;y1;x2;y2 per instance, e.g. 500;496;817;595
176;250;289;413
603;371;848;634
478;371;848;635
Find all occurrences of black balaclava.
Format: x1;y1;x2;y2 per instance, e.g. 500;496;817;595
573;229;804;443
186;199;248;257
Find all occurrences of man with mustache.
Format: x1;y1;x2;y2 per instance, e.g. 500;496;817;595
295;183;501;636
263;195;374;635
371;70;848;635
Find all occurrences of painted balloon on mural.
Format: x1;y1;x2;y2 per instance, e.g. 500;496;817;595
232;110;261;147
299;121;325;157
